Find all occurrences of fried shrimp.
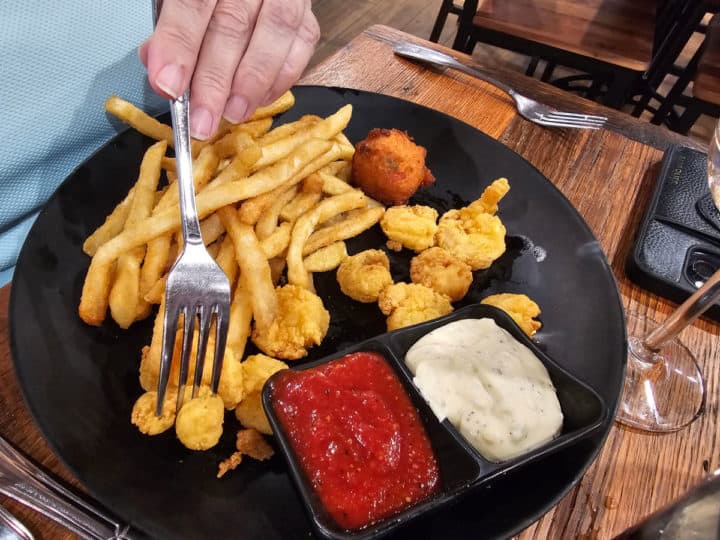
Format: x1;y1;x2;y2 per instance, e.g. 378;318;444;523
378;282;453;331
251;284;330;360
467;177;510;215
435;209;506;270
336;249;394;303
351;128;435;205
481;293;542;336
131;391;176;435
175;392;225;451
380;205;438;252
410;247;473;302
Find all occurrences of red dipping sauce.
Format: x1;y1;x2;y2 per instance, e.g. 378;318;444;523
271;351;440;530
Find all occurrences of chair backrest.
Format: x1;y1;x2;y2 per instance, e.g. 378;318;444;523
647;0;708;84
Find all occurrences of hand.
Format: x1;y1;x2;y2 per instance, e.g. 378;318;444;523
140;0;320;140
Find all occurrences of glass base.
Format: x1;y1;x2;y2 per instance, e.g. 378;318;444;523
615;312;706;433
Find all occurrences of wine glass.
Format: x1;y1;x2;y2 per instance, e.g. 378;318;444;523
616;119;720;432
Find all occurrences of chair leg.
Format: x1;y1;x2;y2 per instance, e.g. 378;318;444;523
429;0;453;42
604;70;640;109
526;57;540;77
672;103;703;134
540;61;556;82
651;42;704;124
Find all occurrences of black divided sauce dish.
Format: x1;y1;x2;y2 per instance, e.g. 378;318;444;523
262;303;609;540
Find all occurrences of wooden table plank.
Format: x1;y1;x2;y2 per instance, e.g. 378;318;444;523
2;23;718;540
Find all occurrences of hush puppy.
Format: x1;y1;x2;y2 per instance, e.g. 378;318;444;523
351;128;435;205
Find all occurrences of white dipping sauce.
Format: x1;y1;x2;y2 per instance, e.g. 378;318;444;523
405;318;563;462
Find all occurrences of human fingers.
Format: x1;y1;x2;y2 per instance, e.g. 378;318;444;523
189;0;262;139
261;0;320;106
222;0;306;123
144;0;217;101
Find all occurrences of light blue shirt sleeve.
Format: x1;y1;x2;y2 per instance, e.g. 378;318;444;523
1;2;168;286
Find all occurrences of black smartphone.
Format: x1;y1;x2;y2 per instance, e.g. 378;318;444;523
626;144;720;321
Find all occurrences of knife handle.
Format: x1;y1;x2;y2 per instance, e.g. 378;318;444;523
0;435;133;540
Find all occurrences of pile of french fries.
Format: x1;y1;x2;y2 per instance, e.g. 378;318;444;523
78;91;387;453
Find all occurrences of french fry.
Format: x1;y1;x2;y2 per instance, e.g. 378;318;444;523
139;294;165;391
213;130;251;159
206;241;221;259
144;275;165;305
83;188;134;256
232;117;273;138
319;160;351;181
319;171;352;195
155;145;220;211
219;208;278;331
255;185;299;240
238;141;352;225
253;105;352;170
280;192;322;222
200;213;225;245
247;91;295;121
108;140;166;328
140;232;171;300
259;222;292;259
268;257;286;284
227;275;253;360
215;234;238;288
161;157;176;174
302;173;324;194
257;115;320;146
303;241;348;272
207;136;263;187
303;207;385;256
287;191;367;289
105;96;174;146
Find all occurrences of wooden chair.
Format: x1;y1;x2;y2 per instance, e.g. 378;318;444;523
451;0;706;110
429;0;465;42
651;12;720;134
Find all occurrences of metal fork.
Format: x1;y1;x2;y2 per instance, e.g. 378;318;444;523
153;1;231;415
394;42;607;130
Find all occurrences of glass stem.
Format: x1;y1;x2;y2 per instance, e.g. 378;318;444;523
644;268;720;350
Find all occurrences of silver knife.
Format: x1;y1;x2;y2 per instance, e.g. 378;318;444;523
0;434;134;539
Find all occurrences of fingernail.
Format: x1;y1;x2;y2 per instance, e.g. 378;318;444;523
156;63;184;98
190;106;214;140
223;95;248;123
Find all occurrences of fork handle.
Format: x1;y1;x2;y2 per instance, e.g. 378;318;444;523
170;93;203;246
0;435;133;539
394;44;516;99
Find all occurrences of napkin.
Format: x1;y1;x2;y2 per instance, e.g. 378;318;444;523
0;2;168;287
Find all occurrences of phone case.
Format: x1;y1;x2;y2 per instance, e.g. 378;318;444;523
626;144;720;321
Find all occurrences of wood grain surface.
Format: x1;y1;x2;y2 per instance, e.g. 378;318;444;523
2;24;718;540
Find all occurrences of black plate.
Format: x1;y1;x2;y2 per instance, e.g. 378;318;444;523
264;304;608;540
9;86;626;540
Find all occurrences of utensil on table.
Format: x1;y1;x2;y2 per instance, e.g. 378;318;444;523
0;504;34;540
0;434;131;539
151;0;232;415
393;42;608;130
616;119;720;432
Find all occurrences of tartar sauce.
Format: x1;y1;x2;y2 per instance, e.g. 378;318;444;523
405;318;563;462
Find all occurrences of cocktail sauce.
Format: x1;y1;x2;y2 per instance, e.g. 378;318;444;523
271;351;439;530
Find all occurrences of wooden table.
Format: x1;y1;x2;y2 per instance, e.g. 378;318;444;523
1;24;716;540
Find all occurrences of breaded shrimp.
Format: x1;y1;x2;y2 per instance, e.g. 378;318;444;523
251;284;330;360
435;210;506;270
380;205;438;252
378;282;453;331
336;249;394;303
410;247;473;302
481;293;542;336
